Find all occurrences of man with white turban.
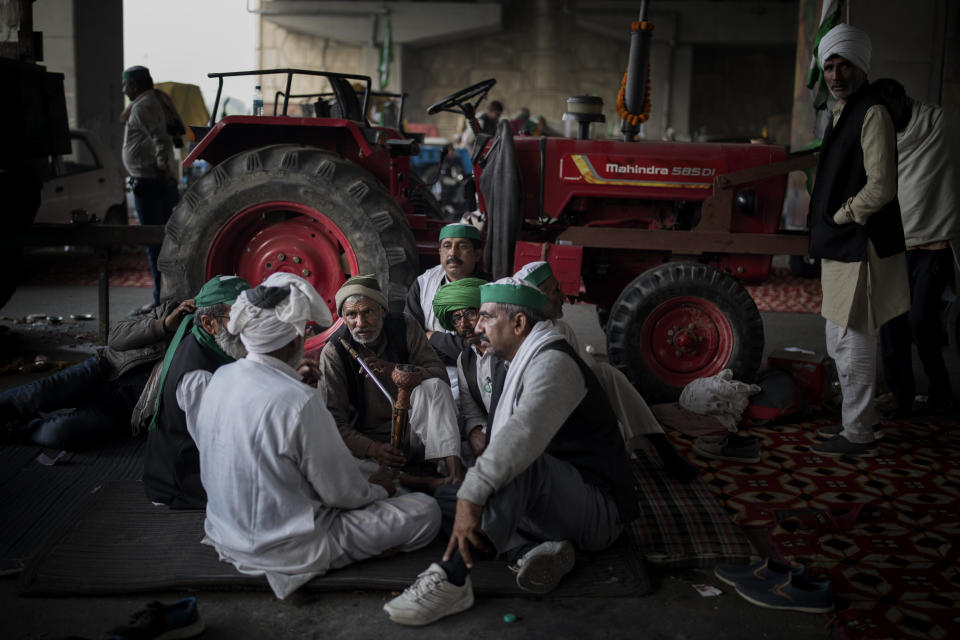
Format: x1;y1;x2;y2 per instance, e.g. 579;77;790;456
182;273;441;599
807;24;909;457
319;274;465;491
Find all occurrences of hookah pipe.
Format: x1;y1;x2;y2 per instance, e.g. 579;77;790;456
338;338;423;452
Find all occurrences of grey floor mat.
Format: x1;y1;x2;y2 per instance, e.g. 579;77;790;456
0;438;145;573
19;481;650;597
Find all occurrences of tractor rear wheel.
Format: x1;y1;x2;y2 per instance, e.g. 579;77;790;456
158;144;418;352
606;262;765;402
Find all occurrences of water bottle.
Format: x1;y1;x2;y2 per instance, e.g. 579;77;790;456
253;85;264;116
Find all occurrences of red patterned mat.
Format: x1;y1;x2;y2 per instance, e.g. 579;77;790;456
22;249;153;288
746;267;822;313
669;418;960;639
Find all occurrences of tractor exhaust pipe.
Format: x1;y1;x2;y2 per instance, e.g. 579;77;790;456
621;1;653;141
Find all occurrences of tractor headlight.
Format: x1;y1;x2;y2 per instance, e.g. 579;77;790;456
735;188;756;216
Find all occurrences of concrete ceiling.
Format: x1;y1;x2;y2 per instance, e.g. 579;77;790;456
253;1;502;47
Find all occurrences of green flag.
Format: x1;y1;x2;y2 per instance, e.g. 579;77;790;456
806;0;843;110
379;15;393;90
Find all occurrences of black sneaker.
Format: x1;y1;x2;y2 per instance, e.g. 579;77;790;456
811;435;877;457
692;434;761;463
105;596;205;639
734;572;834;613
817;424;884;440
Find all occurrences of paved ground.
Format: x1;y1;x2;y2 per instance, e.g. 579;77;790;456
2;281;957;639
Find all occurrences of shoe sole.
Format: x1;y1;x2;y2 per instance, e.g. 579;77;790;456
692;446;760;464
816;427;884;440
384;591;475;627
516;542;576;594
734;587;833;614
812;446;877;458
712;567;740;587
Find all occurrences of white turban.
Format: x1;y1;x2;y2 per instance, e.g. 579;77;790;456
818;24;872;74
228;273;333;354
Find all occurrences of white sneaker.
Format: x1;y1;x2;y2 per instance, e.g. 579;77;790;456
512;540;575;594
383;563;474;626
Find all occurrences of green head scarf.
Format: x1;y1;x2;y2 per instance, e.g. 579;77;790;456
514;261;554;287
148;275;251;431
480;277;546;313
433;277;485;331
438;223;481;242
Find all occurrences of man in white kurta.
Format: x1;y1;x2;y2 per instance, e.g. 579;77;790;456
404;223;488;397
187;273;440;599
806;26;909;457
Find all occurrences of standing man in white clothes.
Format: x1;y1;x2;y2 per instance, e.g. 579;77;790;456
805;25;909;457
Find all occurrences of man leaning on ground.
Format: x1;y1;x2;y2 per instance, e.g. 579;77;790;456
806;25;909;457
183;273;440;599
384;278;638;626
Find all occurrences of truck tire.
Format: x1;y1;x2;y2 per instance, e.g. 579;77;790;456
606;262;765;402
158;144;418;350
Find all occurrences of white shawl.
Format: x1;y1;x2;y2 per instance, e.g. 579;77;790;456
416;264;448;331
487;320;563;441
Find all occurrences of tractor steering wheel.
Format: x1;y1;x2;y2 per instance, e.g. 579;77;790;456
426;78;497;116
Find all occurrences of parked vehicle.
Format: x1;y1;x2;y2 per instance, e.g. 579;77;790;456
157;55;816;403
36;129;128;225
410;138;475;221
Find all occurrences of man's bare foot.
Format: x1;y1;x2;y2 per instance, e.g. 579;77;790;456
442;455;465;484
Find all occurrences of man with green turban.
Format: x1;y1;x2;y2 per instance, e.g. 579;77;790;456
385;277;638;626
405;223;489;397
432;277;503;463
142;275;250;509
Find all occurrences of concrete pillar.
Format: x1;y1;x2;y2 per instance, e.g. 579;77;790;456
74;0;123;164
529;0;565;93
789;0;819;150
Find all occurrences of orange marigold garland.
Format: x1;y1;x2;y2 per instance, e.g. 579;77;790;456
616;21;654;126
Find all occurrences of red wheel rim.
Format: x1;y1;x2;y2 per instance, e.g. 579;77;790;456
634;295;734;387
206;201;358;352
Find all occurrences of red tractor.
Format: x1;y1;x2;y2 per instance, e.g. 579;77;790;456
161;58;812;401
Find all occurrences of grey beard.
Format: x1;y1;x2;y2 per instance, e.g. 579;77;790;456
215;329;247;359
349;326;382;344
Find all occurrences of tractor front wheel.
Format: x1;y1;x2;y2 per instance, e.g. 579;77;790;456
158;144;418;352
605;262;765;402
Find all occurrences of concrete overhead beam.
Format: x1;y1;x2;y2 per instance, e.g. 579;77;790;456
571;1;797;46
255;1;502;47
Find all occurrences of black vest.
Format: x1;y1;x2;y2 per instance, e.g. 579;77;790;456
142;333;224;509
490;340;640;524
808;86;905;261
461;346;507;422
332;312;410;432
